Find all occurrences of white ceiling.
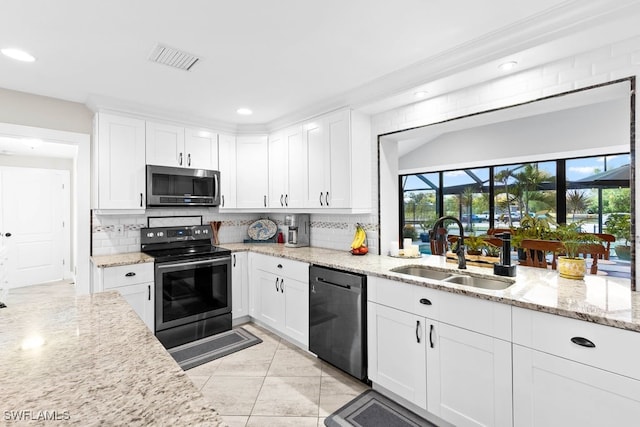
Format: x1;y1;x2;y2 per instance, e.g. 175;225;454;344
1;0;640;128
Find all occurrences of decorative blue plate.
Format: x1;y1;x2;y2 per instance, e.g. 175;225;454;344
247;218;278;240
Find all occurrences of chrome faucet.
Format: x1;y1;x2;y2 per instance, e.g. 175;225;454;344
431;216;466;269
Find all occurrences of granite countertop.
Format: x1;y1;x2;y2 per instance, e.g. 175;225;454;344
0;292;224;426
91;252;154;268
221;243;640;333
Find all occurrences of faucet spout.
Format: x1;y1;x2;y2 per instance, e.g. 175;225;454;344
431;216;467;269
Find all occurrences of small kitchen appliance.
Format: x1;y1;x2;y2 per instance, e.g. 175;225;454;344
284;214;310;247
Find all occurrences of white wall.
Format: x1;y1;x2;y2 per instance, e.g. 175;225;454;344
399;98;630;172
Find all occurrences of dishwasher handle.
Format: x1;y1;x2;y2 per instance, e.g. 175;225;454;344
315;276;352;290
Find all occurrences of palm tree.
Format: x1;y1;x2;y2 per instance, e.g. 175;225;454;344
566;190;590;221
494;168;514;227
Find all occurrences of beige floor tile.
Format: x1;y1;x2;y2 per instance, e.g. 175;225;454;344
252;376;321;417
318;417;326;427
185;374;210;390
222;415;249;427
214;342;278;377
267;347;322;377
201;376;264;416
318;375;368;417
247;416;319;426
242;324;282;345
185;358;222;376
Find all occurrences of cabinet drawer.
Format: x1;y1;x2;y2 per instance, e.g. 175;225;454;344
367;276;416;314
252;254;309;281
513;307;640;379
103;263;154;289
439;292;511;341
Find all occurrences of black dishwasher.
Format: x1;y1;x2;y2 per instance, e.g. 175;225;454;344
309;265;367;381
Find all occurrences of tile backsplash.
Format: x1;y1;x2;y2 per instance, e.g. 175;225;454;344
91;209;378;256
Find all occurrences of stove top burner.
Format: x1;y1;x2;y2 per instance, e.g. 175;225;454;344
142;244;231;263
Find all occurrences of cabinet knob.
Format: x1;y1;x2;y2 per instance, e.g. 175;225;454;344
125;272;136;277
419;298;432;305
4;233;11;237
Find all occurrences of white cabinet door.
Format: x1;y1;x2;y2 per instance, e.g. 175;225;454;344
303;120;325;208
114;282;154;331
231;252;249;320
367;303;427;409
256;269;283;330
218;133;237;209
284;125;306;209
145;121;185;167
325;109;351;208
96;113;146;209
427;323;513;427
185;128;218;170
513;344;640;427
268;131;287;208
236;135;268;208
282;276;309;346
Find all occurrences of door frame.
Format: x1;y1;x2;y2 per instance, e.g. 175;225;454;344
0;123;90;294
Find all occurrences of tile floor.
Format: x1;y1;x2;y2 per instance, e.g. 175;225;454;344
185;323;370;427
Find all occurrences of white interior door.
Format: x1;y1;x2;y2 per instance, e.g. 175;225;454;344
1;167;68;287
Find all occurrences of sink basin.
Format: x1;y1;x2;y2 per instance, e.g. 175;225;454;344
390;266;453;281
442;274;513;290
390;266;514;290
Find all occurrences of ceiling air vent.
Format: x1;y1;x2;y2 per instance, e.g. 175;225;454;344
148;44;200;71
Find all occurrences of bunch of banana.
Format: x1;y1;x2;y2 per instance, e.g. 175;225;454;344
350;224;368;255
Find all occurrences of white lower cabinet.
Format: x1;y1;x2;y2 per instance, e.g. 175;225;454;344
251;253;309;347
513;344;640;427
427;323;512;427
92;262;154;331
367;276;512;427
367;302;427;407
231;252;249;320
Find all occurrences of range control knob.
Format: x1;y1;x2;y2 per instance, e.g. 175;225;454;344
195;229;201;235
202;229;209;234
157;232;164;237
146;232;154;238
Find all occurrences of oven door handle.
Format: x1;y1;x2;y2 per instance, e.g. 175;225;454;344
156;256;230;270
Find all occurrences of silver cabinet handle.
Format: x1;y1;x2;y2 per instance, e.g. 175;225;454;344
179;152;183;166
319;192;324;206
325;192;329;206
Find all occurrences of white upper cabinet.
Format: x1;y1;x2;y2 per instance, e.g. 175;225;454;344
303;109;371;211
184;128;218;170
268;125;305;209
218;133;237;209
94;112;146;210
146;121;218;170
235;135;269;209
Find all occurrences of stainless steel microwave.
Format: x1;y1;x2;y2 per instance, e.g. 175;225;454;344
146;165;220;207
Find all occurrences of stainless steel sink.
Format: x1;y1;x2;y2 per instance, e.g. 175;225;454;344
442;274;513;290
390;265;514;290
390;266;453;281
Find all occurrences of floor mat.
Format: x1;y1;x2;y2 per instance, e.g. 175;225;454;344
325;389;438;427
170;327;262;370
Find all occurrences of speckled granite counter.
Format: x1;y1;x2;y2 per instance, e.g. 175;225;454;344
0;291;224;426
91;252;154;268
221;243;640;333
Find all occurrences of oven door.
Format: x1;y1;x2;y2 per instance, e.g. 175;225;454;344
155;256;231;332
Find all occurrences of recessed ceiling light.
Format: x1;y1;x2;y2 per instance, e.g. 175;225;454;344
498;61;518;71
1;48;36;62
414;91;428;99
237;108;253;116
